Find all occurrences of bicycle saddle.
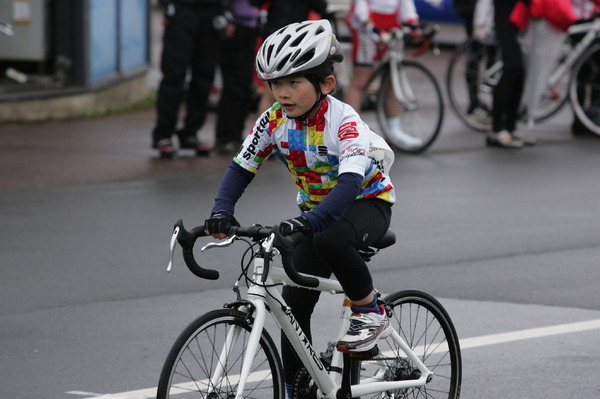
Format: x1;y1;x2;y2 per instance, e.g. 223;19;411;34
371;230;396;249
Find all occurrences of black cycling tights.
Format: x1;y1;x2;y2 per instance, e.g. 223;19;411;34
280;199;392;385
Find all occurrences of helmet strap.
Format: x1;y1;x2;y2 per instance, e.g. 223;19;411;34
286;78;326;121
288;95;325;121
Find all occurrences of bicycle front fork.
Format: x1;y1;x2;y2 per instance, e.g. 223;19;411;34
389;56;417;107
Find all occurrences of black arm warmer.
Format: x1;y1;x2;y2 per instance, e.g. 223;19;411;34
212;162;255;213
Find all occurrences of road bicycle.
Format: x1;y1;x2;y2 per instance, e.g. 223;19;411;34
333;22;445;154
446;14;600;136
157;220;462;398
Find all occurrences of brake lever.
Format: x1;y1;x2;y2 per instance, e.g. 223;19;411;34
201;235;237;251
167;225;180;272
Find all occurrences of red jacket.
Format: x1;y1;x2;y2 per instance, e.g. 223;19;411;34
510;0;576;31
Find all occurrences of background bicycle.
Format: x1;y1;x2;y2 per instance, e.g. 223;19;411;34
157;220;462;398
446;14;600;136
330;14;445;154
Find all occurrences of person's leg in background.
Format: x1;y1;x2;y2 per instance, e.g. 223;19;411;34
488;0;531;148
152;3;196;158
215;24;257;155
180;5;220;156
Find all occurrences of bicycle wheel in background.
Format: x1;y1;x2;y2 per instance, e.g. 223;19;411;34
351;290;462;399
447;38;571;132
445;39;497;132
375;60;444;154
157;308;285;399
569;43;600;136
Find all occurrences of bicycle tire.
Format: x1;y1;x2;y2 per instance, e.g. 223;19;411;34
157;308;285;399
569;43;600;136
446;39;495;132
350;290;462;399
447;39;571;132
375;60;444;154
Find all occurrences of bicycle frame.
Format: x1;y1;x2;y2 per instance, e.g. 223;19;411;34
548;17;600;89
480;18;600;97
216;233;434;399
384;30;423;108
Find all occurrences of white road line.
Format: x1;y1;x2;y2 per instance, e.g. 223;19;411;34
67;318;600;399
459;318;600;350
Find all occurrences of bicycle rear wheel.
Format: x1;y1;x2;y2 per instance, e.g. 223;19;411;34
375;60;444;154
569;43;600;136
157;308;285;399
351;290;462;399
446;38;570;132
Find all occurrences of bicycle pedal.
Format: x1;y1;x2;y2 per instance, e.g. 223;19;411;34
348;345;380;359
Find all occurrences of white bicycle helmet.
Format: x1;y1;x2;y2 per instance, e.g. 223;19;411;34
256;19;344;81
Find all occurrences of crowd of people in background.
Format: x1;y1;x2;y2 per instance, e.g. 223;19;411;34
151;0;600;159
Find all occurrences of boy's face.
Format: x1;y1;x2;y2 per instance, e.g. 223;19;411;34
270;76;319;118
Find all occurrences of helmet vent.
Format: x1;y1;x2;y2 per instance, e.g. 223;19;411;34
277;53;292;72
293;49;315;68
289;48;301;63
290;31;308;47
276;34;292;54
266;43;275;62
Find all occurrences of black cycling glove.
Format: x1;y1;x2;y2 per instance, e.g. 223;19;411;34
205;210;239;236
279;215;312;237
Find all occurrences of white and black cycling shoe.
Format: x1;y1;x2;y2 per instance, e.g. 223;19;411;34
337;306;392;353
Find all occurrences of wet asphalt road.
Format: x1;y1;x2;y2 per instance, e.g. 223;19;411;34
1;47;600;398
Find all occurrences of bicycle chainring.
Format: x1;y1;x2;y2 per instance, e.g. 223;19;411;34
293;367;318;399
206;393;235;399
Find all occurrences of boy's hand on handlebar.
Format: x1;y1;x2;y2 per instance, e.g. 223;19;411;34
279;215;311;236
204;210;239;239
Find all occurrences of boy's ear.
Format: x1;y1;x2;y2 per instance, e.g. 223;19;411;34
321;75;336;95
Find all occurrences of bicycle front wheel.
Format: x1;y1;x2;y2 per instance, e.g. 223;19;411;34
445;39;496;132
569;43;600;136
157;308;285;399
376;60;444;154
351;290;462;399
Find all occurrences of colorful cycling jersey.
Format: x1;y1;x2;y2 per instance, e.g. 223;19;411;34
234;95;395;211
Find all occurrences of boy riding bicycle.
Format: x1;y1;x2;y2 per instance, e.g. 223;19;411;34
203;19;395;398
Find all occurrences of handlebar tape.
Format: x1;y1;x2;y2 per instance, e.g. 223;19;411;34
174;220;220;280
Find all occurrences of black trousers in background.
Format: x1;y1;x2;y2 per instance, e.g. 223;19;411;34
216;25;257;146
153;4;220;144
492;0;525;133
280;199;393;385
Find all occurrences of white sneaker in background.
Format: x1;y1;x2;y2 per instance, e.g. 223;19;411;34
386;116;423;149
